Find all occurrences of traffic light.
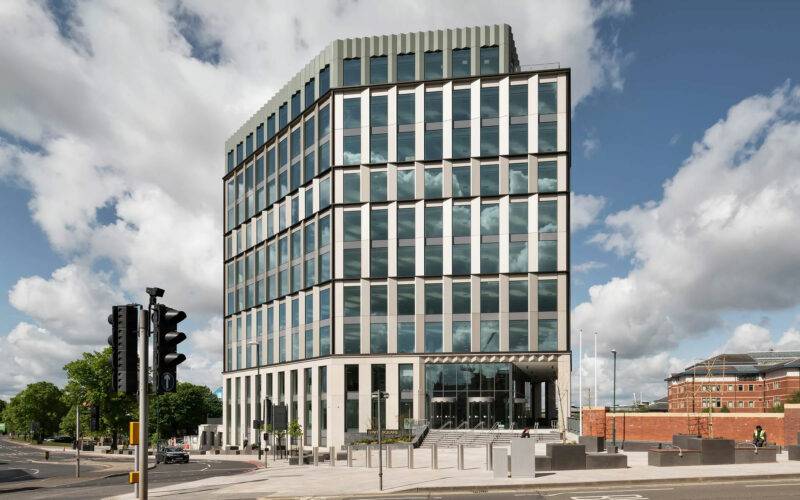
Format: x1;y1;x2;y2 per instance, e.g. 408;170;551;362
153;304;187;394
90;405;101;432
108;305;138;394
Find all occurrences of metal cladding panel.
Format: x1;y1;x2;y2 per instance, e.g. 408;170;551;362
225;24;516;155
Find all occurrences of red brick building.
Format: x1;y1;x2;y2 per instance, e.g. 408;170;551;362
666;352;800;413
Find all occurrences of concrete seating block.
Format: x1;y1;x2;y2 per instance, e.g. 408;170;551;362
672;434;700;450
493;447;508;478
697;438;735;465
787;445;800;460
647;449;701;466
579;436;605;453
734;446;778;464
546;443;586;470
621;441;665;452
510;437;535;478
586;452;627;469
535;455;551;471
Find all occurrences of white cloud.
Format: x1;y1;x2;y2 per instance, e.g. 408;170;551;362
0;1;633;394
718;323;800;354
720;323;771;353
582;130;599;158
571;193;606;231
8;264;123;344
573;260;607;274
0;323;86;400
573;84;800;403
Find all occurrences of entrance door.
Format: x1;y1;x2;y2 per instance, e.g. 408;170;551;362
429;397;456;429
467;397;495;429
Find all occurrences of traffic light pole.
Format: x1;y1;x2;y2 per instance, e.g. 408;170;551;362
138;306;149;500
75;404;80;478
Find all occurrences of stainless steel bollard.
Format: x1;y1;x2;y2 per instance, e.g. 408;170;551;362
386;446;392;468
329;446;336;466
366;445;372;468
347;446;353;467
408;444;414;469
431;443;438;469
485;443;493;470
313;446;319;466
457;444;464;470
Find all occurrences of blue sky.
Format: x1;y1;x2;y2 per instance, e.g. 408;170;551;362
1;0;799;404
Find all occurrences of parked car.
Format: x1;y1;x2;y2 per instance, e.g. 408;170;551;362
156;447;190;464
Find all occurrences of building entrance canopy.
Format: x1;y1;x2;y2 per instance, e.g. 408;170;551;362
425;361;558;430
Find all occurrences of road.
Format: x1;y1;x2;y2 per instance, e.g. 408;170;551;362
0;437;257;499
346;478;800;500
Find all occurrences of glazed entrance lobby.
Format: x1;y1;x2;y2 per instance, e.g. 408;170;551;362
425;361;559;430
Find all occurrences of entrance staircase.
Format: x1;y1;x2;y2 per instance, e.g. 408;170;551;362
420;428;561;448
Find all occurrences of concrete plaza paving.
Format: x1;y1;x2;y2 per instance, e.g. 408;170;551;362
105;445;800;499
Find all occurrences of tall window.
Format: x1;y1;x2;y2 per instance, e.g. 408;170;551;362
538;319;557;351
343;58;361;86
452;166;470;197
424;91;443;160
480;46;499;74
397;53;415;82
480;87;499;156
452;88;471;158
370;55;388;84
305;78;315;109
399;364;414;428
424;50;443;79
538;161;557;193
319;65;330;96
509;84;528;155
343;98;361;165
539;82;557;152
509;162;528;194
397;93;415;162
452;47;471;77
370;95;388;163
345;365;359;431
371;365;387;428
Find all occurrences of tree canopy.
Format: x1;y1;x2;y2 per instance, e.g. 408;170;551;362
62;347;137;446
150;382;222;441
3;381;66;439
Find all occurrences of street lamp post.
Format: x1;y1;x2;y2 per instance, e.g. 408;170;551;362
371;390;389;491
611;349;617;449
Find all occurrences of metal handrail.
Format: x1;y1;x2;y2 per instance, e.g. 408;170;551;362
473;421;485;431
455;421;468;430
440;421;452;430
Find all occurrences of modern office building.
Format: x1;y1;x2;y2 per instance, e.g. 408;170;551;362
667;352;800;413
222;24;571;449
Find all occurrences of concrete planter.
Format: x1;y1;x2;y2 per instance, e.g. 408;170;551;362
586;452;627;469
734;446;778;463
546;443;586;470
647;449;701;466
579;436;605;453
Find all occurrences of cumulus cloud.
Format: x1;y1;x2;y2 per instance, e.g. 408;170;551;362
572;83;800;403
0;0;633;396
571;193;606;231
9;264;123;343
719;323;800;354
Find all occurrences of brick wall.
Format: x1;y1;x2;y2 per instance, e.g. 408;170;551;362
581;407;798;446
783;404;800;445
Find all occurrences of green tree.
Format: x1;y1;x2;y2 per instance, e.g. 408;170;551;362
4;382;66;441
150;382;222;442
62;347;136;448
287;419;303;462
770;390;800;413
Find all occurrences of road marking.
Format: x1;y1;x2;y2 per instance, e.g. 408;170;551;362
200;462;212;471
539;489;673;498
25;468;40;475
745;482;800;487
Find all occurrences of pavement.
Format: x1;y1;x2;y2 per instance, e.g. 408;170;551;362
0;437;258;499
104;444;800;499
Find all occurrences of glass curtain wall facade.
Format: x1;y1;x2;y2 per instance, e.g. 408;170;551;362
222;24;570;449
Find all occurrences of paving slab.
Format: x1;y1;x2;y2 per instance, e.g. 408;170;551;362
103;447;800;499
